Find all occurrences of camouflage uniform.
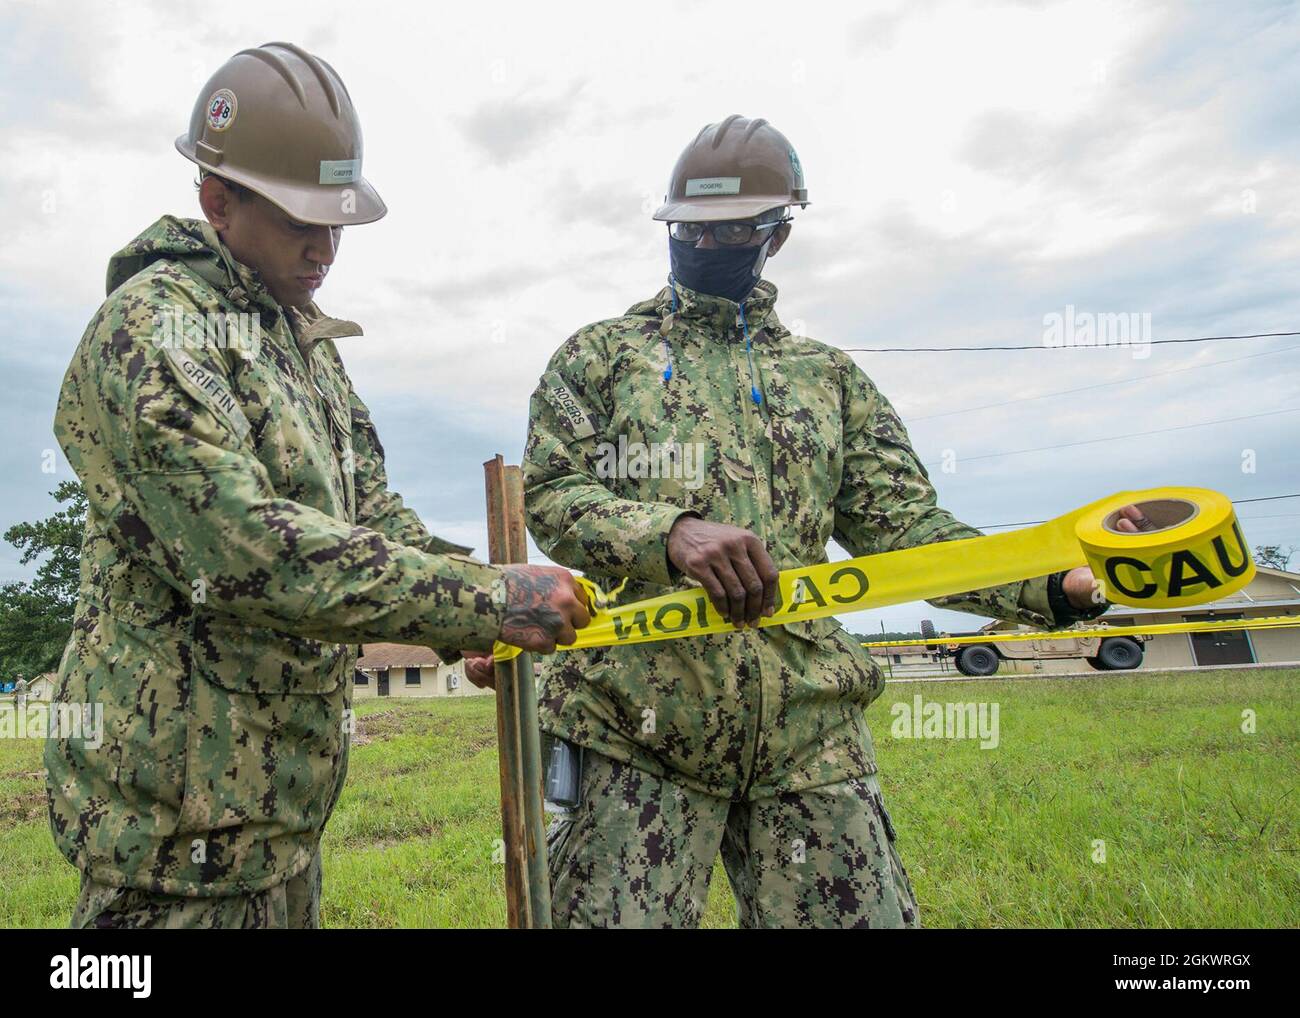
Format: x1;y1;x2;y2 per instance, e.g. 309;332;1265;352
48;216;507;927
71;851;322;929
525;279;1101;928
547;750;917;929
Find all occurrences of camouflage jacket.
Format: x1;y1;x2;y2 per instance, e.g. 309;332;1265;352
47;217;506;896
524;279;1091;800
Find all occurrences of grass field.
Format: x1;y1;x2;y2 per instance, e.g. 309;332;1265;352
2;667;1296;928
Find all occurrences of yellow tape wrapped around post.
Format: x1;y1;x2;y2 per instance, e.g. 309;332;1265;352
494;487;1254;661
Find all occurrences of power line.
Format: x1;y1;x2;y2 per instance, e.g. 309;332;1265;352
1234;494;1300;505
526;496;1300;547
844;330;1300;354
903;344;1298;423
921;407;1299;468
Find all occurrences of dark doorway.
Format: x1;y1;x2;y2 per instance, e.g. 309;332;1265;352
1186;614;1255;666
378;668;390;697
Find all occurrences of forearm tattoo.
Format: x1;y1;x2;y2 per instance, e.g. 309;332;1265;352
501;569;565;645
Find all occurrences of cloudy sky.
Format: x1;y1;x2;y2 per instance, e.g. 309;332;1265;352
1;0;1297;634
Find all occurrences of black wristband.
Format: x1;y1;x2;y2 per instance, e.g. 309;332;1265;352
1047;570;1109;625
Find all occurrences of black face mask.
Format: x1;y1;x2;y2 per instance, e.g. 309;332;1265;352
669;237;766;303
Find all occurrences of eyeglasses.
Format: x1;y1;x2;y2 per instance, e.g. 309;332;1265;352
667;217;790;246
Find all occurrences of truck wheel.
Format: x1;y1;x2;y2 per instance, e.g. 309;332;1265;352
956;645;1000;676
920;618;937;650
1095;637;1143;670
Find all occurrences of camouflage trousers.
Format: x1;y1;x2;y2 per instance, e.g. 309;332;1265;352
70;850;322;929
547;750;919;929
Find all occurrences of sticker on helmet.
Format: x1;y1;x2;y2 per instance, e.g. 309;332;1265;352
789;149;804;187
319;159;361;185
685;176;742;197
206;89;237;132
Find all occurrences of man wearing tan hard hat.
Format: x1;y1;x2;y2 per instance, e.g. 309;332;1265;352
46;41;589;929
524;115;1139;928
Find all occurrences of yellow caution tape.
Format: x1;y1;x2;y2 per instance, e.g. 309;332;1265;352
862;615;1300;649
493;486;1255;662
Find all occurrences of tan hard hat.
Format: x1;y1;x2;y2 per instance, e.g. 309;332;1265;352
176;41;386;226
653;115;808;223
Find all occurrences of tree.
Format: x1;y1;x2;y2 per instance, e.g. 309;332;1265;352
0;481;86;679
1253;545;1296;572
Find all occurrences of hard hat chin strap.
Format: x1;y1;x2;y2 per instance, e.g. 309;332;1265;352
198;221;252;307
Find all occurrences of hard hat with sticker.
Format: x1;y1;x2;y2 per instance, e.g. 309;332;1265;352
654;115;810;223
176;42;386;226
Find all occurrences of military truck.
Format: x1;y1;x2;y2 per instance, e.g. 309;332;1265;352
919;619;1147;676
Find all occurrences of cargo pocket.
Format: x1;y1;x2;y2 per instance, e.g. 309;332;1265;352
775;616;881;780
546;812;577;878
78;604;190;856
782;617;885;708
192;615;345;695
870;781;920;928
180;614;347;838
828;625;887;708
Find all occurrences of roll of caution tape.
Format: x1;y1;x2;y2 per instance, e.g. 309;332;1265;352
493;486;1255;661
1073;489;1252;610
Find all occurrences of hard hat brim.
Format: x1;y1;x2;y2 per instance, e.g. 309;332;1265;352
652;195;802;222
177;135;388;226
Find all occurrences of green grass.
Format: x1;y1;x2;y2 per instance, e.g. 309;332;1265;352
2;668;1296;928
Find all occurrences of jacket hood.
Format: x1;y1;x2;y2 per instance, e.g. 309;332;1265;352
627;277;784;339
105;215;281;318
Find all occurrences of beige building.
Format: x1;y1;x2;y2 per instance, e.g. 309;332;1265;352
0;673;55;702
870;643;951;676
979;566;1300;671
29;674;55;700
354;643;492;699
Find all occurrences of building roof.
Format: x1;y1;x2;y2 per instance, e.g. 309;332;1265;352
357;643;443;670
1258;566;1300;582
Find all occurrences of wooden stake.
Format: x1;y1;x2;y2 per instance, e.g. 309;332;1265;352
483;454;552;929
